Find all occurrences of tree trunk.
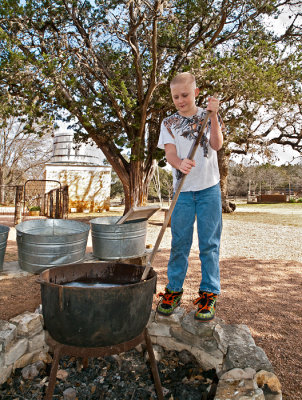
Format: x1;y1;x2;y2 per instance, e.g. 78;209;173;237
89;131;156;214
217;147;236;213
0;168;4;204
122;160;156;212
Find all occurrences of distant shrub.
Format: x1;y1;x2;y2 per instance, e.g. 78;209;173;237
297;198;302;203
29;206;41;211
288;198;296;203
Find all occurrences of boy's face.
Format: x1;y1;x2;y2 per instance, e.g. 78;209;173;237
170;81;199;117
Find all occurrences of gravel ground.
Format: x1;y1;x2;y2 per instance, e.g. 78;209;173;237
220;220;302;262
146;206;302;262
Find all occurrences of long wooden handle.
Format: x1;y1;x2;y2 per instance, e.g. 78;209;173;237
141;111;212;281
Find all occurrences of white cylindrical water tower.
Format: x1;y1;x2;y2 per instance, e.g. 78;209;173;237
44;132;111;212
51;132;105;165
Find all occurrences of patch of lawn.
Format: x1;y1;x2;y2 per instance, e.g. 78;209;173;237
237;202;302;210
223;203;302;227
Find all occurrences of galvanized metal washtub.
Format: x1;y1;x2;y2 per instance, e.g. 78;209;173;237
90;216;147;260
16;219;90;274
38;262;157;347
0;225;10;271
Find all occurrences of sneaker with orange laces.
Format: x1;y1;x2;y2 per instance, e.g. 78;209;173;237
193;291;217;321
157;288;183;316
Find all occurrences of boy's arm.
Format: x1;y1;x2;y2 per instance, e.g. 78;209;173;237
164;143;195;175
207;96;223;151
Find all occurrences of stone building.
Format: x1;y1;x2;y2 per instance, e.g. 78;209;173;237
44;131;111;212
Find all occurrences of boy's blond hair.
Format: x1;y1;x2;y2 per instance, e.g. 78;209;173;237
170;72;196;88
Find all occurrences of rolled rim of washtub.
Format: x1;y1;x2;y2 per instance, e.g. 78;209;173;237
16;219;90;237
89;216;147;225
89;216;120;225
37;262;156;288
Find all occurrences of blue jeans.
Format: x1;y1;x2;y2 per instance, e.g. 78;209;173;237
166;183;222;294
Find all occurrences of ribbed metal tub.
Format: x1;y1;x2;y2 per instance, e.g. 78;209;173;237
38;262;157;347
0;225;10;271
16;219;90;274
90;216;147;260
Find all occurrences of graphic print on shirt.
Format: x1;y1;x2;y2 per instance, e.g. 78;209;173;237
163;112;209;181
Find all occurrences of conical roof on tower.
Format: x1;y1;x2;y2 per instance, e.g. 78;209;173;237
50;132;106;166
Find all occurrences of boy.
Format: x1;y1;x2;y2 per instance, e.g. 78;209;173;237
157;72;223;321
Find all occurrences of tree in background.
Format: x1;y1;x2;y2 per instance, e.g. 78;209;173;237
0;91;53;203
0;0;301;212
194;32;302;209
110;170;125;202
228;162;302;197
148;167;173;202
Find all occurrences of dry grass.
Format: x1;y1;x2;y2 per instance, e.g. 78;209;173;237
223;203;302;227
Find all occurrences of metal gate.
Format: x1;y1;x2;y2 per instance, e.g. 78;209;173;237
16;180;69;224
0;181;68;225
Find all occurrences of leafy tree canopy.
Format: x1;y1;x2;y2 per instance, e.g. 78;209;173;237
0;0;301;210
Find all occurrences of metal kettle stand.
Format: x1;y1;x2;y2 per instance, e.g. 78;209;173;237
45;328;164;400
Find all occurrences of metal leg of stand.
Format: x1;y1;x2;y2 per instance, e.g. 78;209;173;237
44;331;164;400
45;346;61;400
144;328;164;400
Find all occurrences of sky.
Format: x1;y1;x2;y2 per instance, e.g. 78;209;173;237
246;4;302;165
231;145;302;167
272;146;301;165
264;3;302;34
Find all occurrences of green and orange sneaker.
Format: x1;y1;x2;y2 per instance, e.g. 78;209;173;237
157;288;183;316
193;291;217;322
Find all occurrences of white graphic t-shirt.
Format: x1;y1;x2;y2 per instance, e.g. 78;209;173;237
158;107;220;192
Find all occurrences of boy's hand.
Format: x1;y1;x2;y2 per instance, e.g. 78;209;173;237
179;158;196;174
206;94;219;114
